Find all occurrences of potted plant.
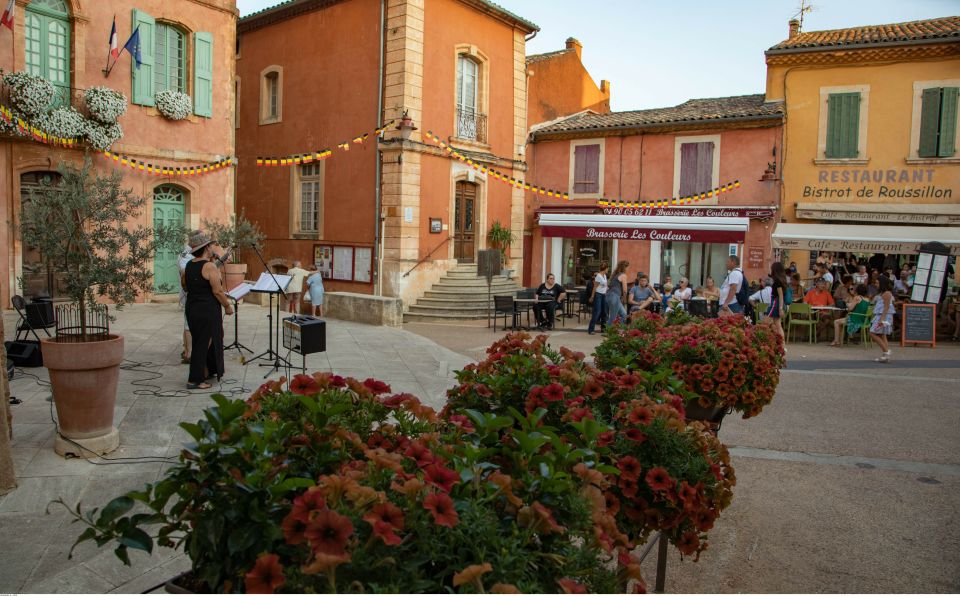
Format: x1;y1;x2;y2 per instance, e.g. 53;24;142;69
486;220;516;277
202;211;265;291
20;156;180;457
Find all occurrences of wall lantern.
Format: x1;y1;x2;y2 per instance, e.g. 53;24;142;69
396;110;418;140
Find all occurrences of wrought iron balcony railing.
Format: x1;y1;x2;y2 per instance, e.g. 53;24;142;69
455;106;487;144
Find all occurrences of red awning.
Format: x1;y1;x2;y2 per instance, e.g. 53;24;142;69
538;213;749;243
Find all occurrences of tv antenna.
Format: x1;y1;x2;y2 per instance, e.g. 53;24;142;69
793;0;814;32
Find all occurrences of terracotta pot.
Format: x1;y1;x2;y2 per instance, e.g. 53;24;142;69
41;334;123;457
224;262;248;291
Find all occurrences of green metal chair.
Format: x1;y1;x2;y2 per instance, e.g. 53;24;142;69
756;302;770;322
855;304;874;348
786;302;816;344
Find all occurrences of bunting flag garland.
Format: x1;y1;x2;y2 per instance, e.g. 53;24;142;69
255;120;394;167
1;104;83;148
97;149;235;177
423;130;571;199
424;129;742;209
598;181;742;209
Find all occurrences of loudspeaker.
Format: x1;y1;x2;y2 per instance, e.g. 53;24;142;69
282;316;326;355
4;340;43;367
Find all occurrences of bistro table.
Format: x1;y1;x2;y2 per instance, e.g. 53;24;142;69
811;305;845;342
513;297;540;329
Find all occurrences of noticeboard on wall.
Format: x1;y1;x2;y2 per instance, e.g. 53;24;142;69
313;244;374;283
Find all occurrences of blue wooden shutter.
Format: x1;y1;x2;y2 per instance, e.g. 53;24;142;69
938;87;957;157
131;9;156;106
193;31;213;117
918;88;942;158
826;92;860;158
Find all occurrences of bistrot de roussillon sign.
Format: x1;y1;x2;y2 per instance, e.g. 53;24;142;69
802;168;952;200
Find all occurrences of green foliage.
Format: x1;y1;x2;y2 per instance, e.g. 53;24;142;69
18;156;182;334
486;220;516;264
202;210;265;264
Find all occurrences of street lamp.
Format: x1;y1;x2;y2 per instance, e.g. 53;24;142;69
395;110;418;140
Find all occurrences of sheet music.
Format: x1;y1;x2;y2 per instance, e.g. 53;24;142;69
226;282;252;301
252;272;292;292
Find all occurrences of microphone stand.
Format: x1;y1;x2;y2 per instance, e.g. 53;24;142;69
245;242;292;377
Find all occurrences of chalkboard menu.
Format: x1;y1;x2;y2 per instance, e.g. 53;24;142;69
901;303;936;347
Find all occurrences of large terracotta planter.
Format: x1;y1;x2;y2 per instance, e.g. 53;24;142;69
224;263;247;291
41;335;123;457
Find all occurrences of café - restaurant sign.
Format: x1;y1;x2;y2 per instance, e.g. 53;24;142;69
772;223;960;256
539;213;749;243
795;202;960;225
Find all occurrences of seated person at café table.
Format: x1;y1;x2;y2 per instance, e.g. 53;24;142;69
833;274;855;308
814;263;834;287
665;277;693;313
628;274;660;313
533;273;566;330
805;278;836;307
749;278;773;306
700;276;721;302
789;273;804;302
894;271;911;295
830;284;870;346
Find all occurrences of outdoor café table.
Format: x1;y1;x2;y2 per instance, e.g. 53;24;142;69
811;305;844;341
513;298;540;329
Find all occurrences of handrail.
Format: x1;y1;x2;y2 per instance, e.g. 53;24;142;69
402;236;454;278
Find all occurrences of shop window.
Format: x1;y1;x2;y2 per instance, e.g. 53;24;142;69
25;0;70;108
918;87;958;158
569;140;603;198
561;239;613;287
825;92;861;158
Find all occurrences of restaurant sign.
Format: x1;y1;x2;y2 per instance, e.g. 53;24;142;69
601;206;775;219
773;237;960;256
540;225;745;243
795;207;960;225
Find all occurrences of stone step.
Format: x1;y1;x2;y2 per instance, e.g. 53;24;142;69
403;311;492;322
423;289;518;299
415;297;510;308
433;277;517;286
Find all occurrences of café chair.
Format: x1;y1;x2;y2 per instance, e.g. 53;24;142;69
13;295;56;342
786;302;816;344
493;295;520;332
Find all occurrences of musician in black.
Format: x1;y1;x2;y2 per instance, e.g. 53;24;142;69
182;231;234;390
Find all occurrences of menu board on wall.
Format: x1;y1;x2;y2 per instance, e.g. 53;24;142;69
314;245;333;279
354;247;373;283
333;246;354;281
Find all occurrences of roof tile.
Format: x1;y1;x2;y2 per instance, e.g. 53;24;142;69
768;16;960;52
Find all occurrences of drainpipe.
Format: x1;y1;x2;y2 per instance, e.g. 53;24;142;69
374;0;386;296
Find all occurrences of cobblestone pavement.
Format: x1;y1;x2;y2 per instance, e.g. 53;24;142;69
0;303;470;594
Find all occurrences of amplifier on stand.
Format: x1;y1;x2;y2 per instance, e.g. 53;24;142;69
282;316;326;355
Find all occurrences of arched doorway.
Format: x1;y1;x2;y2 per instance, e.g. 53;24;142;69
153;184;186;293
453;181;477;263
20;171;64;299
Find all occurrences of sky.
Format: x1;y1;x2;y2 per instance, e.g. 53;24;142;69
236;0;958;111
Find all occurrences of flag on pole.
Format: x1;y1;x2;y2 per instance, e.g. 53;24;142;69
122;26;141;68
1;0;15;30
108;17;119;60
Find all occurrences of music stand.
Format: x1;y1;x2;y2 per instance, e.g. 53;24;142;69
245;272;293;378
224;282;254;358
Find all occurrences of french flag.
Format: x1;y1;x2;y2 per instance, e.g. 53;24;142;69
108;16;119;60
1;0;15;31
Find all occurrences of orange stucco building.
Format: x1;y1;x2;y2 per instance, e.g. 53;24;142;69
235;0;536;306
526;37;610;127
1;0;238;307
525;95;784;289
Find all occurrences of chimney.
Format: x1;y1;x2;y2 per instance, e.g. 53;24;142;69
788;19;800;39
600;80;610;95
565;37;582;59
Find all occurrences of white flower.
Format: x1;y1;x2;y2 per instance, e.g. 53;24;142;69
84;87;127;124
34;107;87;139
155;90;192;121
3;71;56;117
85;121;123;150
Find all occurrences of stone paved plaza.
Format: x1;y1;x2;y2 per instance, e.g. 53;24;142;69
2;304;959;593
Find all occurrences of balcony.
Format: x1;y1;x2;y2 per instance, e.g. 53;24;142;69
455;106;487;144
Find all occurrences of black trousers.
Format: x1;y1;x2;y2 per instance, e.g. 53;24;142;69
186;300;224;384
533;301;557;327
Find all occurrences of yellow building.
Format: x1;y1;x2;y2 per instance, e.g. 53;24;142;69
766;16;960;270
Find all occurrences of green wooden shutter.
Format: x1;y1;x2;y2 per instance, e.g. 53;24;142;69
131;9;156;106
918;88;942;158
938;87;958;157
825;92;860;158
193;31;213;117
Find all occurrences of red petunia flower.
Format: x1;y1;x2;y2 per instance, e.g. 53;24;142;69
363;502;404;531
678;480;699;507
617;456;642;481
304;508;354;556
404;440;436;468
619;373;641;389
447;413;476;432
291;487;327;519
558;578;588;593
596;430;615;447
363;378;391;394
423;491;459;527
281;509;309;545
370;520;402;545
542;382;566;402
645;466;675;492
424;463;461;492
245;553;285;594
627;407;654;426
474;383;493;397
568;407;593;423
381;393;417;409
619;477;639;498
677;531;700;555
329;375;347;388
604;492;621;515
624;428;647;443
582;378;606;399
289;374;320;395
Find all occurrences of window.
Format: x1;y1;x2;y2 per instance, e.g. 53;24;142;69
299;163;322;233
455;53;486;142
260;67;282;124
573;145;600;194
24;0;70;108
155;23;186;93
918;87;958;158
825;92;861;158
678;142;715;196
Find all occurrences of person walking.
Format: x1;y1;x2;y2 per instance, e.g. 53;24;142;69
305;264;325;317
587;262;609;335
719;255;745;317
869;275;895;363
183;231;234;390
285;261;310;313
605;260;629;326
766;262;787;341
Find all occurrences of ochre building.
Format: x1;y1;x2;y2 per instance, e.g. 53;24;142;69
0;0;238;306
767;16;960;265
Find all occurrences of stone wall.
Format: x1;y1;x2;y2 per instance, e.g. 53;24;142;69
324;292;404;327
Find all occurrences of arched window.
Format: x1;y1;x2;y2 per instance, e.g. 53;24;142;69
454;51;487;143
259;67;282;124
155;22;186;93
25;0;71;107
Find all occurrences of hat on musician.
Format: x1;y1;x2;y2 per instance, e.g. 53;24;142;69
188;230;214;255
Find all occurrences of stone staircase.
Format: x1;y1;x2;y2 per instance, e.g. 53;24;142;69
404;263;521;321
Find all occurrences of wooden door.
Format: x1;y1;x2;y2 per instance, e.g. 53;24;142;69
153;185;186;294
20;171;66;299
454;181;477;263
